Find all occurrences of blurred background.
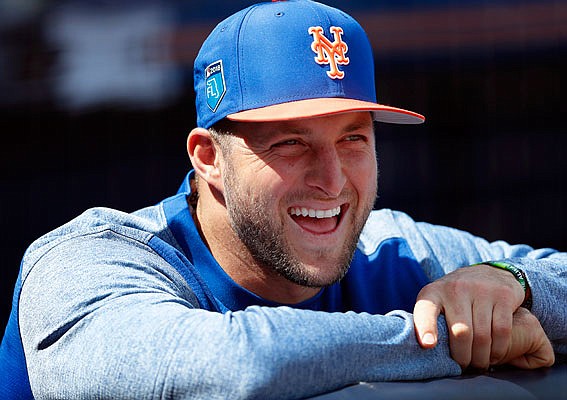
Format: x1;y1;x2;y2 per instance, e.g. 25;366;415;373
1;0;565;330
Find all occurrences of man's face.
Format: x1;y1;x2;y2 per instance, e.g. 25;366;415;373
220;112;377;288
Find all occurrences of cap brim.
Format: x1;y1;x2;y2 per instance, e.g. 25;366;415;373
226;98;424;125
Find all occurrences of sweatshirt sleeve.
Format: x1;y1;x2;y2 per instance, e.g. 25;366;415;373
389;210;567;355
19;230;460;400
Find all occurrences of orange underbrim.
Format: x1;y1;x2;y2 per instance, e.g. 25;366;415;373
227;98;425;124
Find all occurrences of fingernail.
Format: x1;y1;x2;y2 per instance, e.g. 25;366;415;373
422;333;435;345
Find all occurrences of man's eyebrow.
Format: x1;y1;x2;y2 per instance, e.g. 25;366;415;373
343;118;374;133
344;123;369;133
269;126;311;137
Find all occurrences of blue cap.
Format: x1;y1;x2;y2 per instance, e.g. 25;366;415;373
194;0;424;128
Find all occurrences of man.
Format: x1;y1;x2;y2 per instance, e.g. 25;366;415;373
1;1;565;399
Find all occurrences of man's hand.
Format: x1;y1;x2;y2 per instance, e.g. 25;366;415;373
413;264;528;369
495;307;555;369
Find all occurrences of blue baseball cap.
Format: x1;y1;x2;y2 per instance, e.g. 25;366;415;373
194;0;424;128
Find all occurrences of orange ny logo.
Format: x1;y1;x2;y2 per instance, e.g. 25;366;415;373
308;26;350;79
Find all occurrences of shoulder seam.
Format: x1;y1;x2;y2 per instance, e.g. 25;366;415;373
21;225;155;286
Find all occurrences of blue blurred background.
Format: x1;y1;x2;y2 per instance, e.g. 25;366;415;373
1;0;566;329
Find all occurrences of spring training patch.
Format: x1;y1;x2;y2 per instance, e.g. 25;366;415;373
205;60;226;112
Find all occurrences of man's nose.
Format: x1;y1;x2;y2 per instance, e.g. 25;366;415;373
304;146;347;198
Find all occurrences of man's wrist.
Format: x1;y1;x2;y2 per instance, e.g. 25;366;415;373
474;261;532;310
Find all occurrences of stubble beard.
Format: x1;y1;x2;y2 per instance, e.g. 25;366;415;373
222;167;376;288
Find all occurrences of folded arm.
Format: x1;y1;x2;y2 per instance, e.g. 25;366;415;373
19;232;461;399
391;212;567;369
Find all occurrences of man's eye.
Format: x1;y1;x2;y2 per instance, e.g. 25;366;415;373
275;139;300;146
344;135;366;142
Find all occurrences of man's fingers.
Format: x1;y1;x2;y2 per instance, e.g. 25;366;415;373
507;350;555;370
496;308;556;370
413;298;441;349
469;299;492;369
445;303;474;370
489;303;513;365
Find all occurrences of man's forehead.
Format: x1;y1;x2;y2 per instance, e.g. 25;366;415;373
236;112;374;138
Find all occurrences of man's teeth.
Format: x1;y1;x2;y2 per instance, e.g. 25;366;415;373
289;206;341;218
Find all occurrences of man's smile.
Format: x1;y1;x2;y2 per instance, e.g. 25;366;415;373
289;206;341;218
288;205;345;235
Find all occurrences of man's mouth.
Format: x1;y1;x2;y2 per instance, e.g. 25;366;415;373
288;205;343;234
289;206;341;218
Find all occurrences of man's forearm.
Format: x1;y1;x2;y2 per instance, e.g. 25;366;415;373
22;299;461;399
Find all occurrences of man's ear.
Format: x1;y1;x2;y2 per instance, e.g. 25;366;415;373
187;128;223;185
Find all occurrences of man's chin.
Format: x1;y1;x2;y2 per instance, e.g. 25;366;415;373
281;262;350;288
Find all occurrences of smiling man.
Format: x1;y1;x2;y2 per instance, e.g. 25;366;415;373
1;1;566;399
192;113;377;302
